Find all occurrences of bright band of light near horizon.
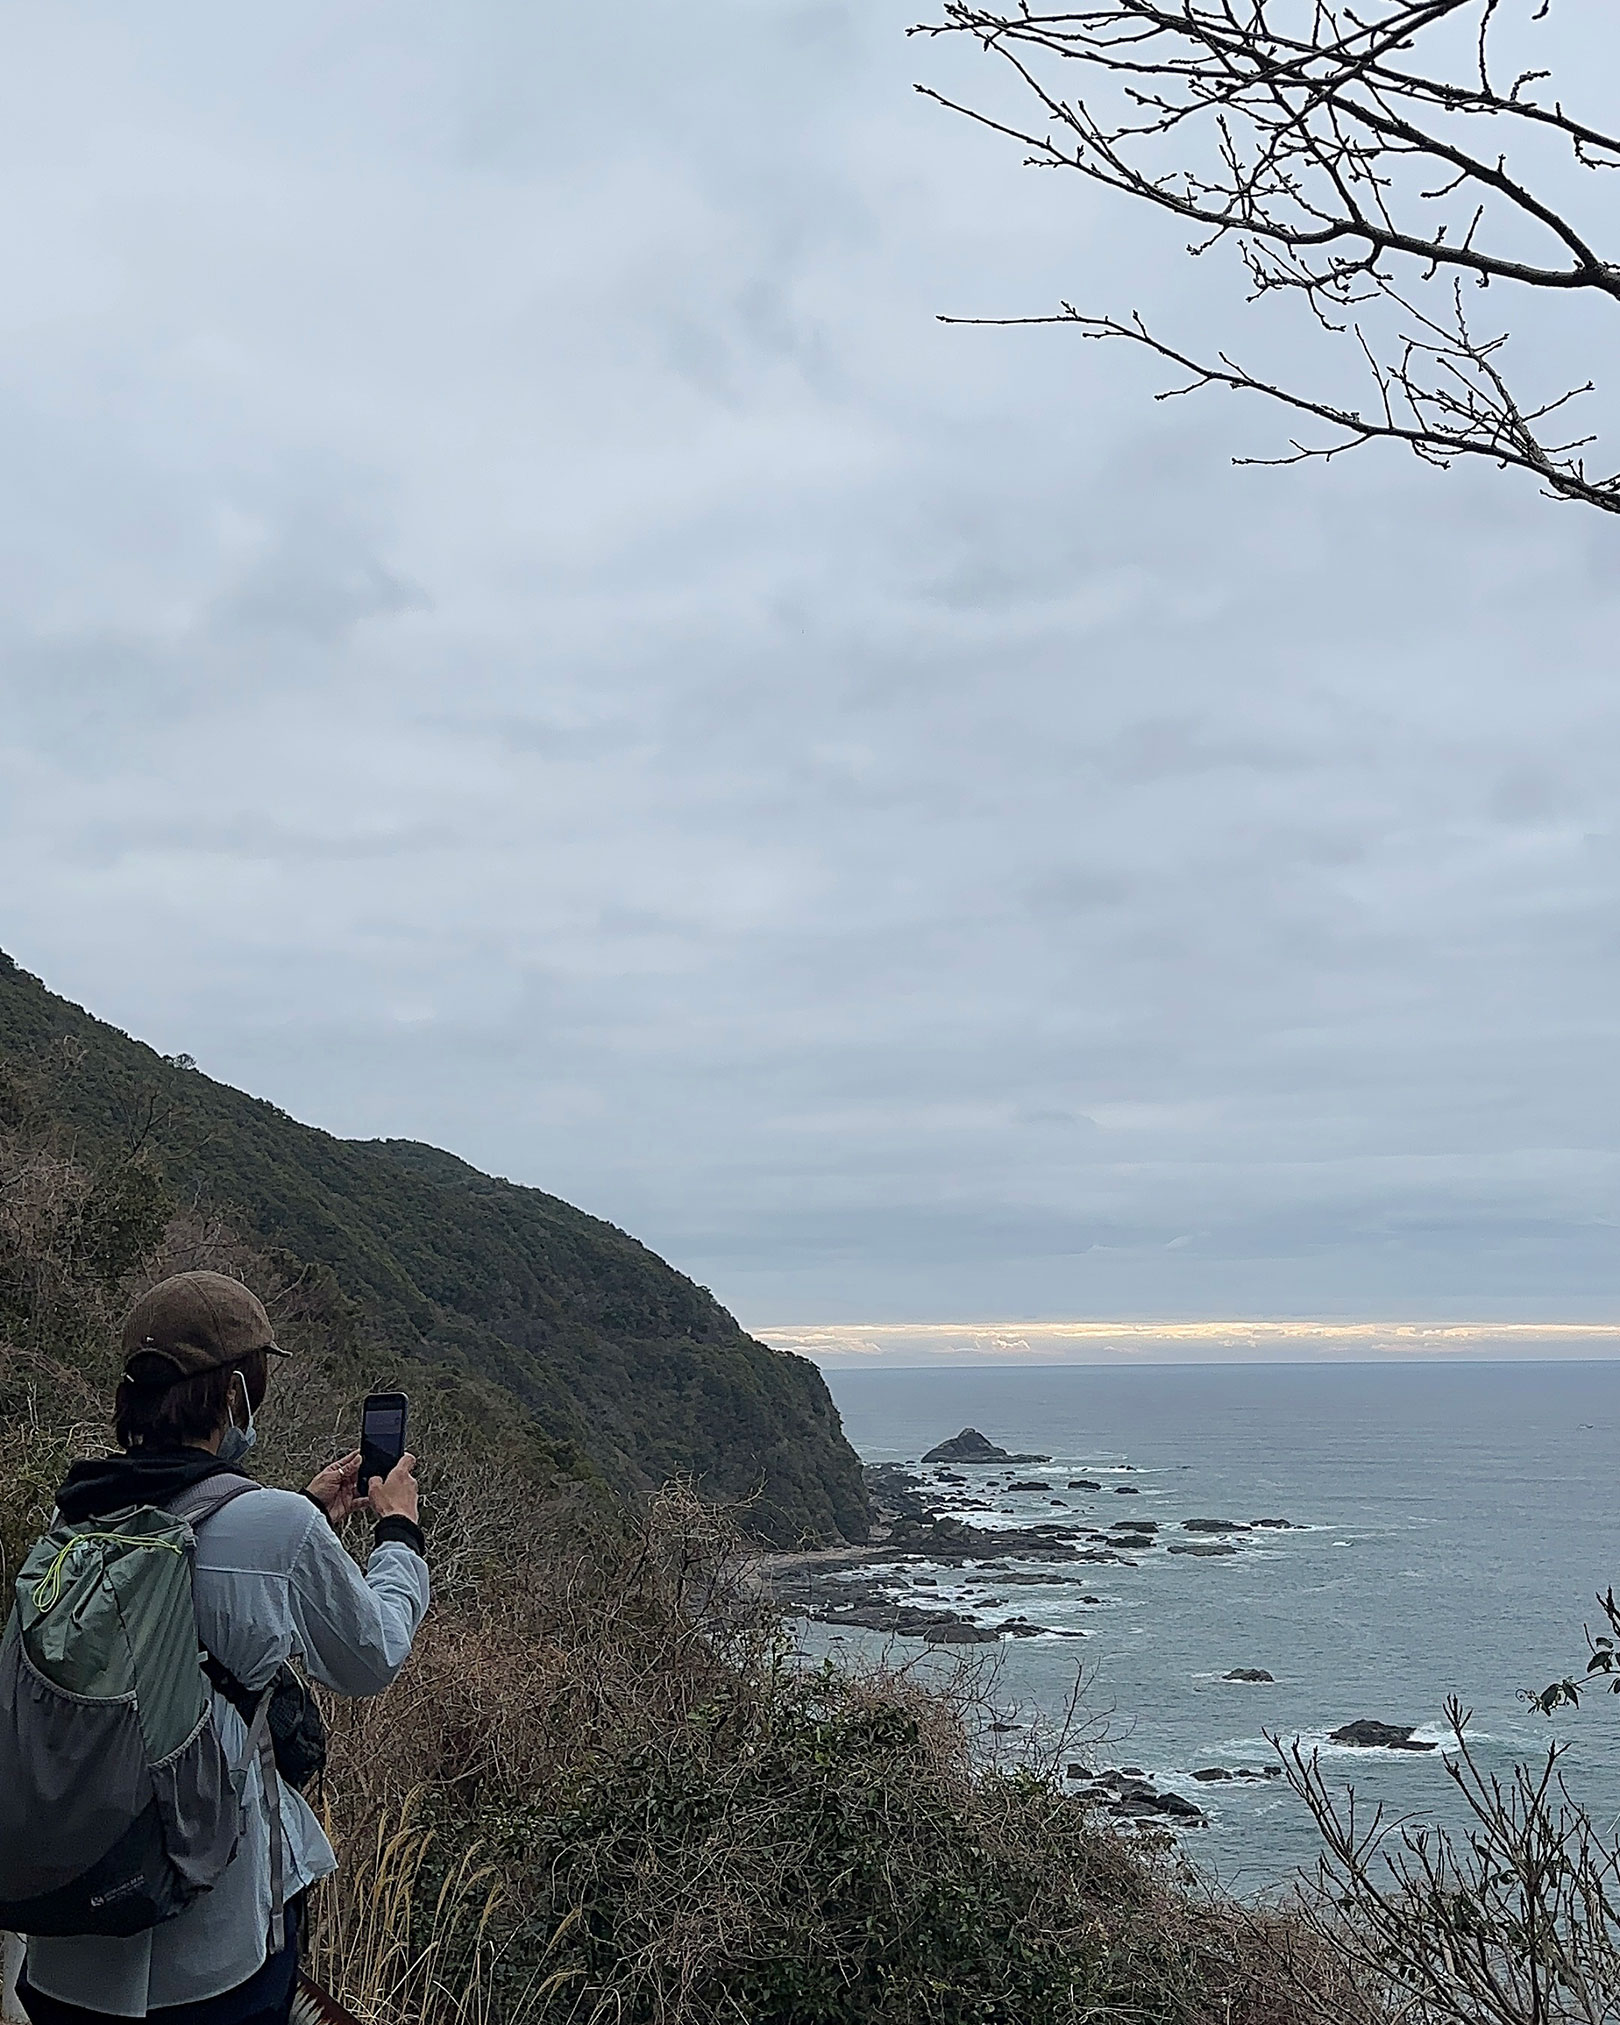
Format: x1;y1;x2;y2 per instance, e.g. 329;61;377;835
760;1321;1620;1365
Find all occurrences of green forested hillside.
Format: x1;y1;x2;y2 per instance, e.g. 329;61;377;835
0;949;868;1545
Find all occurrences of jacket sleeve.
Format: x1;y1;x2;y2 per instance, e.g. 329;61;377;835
285;1516;431;1697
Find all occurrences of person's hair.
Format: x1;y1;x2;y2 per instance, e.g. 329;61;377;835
114;1350;270;1452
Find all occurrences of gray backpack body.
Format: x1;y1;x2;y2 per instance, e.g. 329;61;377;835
0;1477;285;1946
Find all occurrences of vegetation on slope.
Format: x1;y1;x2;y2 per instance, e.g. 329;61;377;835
0;949;866;1545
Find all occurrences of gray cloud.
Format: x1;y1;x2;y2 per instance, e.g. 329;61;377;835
0;0;1616;1339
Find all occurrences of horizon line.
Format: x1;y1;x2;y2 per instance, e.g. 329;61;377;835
757;1318;1620;1363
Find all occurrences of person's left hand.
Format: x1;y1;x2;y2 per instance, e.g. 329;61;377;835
306;1451;363;1526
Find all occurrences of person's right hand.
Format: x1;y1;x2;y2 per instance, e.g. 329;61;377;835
368;1452;419;1526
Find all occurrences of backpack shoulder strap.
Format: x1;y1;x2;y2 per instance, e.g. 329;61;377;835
167;1473;262;1530
166;1468;289;1956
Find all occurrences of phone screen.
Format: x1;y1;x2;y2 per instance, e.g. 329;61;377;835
359;1392;408;1493
363;1402;406;1456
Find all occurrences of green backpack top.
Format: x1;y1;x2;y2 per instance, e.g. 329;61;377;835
0;1475;286;1947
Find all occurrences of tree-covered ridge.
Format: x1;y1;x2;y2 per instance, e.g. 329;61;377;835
0;949;868;1546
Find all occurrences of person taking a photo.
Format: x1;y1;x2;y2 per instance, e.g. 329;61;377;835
2;1271;430;2025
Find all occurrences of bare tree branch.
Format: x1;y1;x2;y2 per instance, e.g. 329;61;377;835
1281;1699;1620;2025
911;0;1620;513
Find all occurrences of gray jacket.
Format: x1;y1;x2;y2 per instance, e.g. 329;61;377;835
23;1489;429;2018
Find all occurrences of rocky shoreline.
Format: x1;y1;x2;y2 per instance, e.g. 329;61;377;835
751;1435;1439;1830
757;1454;1305;1647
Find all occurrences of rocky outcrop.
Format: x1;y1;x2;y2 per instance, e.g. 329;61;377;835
1330;1720;1436;1751
921;1619;1000;1645
1069;1768;1206;1825
1223;1668;1275;1683
921;1428;1051;1464
784;1561;1068;1645
1191;1765;1282;1782
860;1464;1096;1562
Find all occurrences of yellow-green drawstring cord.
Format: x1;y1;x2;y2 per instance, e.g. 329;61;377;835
31;1533;184;1613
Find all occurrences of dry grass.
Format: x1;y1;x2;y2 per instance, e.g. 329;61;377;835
306;1793;559;2025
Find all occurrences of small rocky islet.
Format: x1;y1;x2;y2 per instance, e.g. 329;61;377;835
921;1427;1053;1464
1329;1719;1437;1751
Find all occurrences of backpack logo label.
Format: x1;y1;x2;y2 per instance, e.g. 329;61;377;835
89;1876;145;1909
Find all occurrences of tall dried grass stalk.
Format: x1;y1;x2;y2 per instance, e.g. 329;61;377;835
307;1793;548;2025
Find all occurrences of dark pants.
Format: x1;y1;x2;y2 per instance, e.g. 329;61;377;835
17;1900;301;2025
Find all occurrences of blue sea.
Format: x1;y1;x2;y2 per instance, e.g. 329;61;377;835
813;1361;1620;1893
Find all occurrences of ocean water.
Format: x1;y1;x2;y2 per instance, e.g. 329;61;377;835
813;1360;1620;1893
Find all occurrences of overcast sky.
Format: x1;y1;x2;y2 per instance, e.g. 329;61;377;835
2;3;1617;1343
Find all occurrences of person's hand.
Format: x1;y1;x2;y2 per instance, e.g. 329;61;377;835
306;1451;363;1527
368;1452;419;1527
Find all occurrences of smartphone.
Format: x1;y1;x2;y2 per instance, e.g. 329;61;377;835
358;1391;409;1497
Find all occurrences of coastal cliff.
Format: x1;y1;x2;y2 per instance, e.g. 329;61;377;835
0;949;866;1546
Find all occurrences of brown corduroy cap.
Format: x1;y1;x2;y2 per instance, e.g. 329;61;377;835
120;1271;289;1386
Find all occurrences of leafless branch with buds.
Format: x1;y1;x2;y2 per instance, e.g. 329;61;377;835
912;0;1620;512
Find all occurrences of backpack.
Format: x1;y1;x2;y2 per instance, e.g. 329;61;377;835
0;1475;288;1949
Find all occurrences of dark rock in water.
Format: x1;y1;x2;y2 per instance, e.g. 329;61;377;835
1007;1480;1047;1491
1109;1518;1158;1532
1078;1769;1207;1825
1049;1498;1067;1506
994;1616;1049;1638
1192;1767;1233;1782
1167;1541;1238;1557
1330;1720;1437;1752
1224;1668;1275;1682
1182;1518;1248;1533
866;1462;926;1493
1068;1479;1101;1491
1112;1485;1141;1495
923;1619;1001;1645
1113;1535;1158;1549
1251;1517;1296;1529
911;1576;938;1587
922;1428;1051;1465
988;1720;1020;1732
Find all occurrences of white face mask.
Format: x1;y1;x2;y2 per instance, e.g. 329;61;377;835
216;1371;257;1465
